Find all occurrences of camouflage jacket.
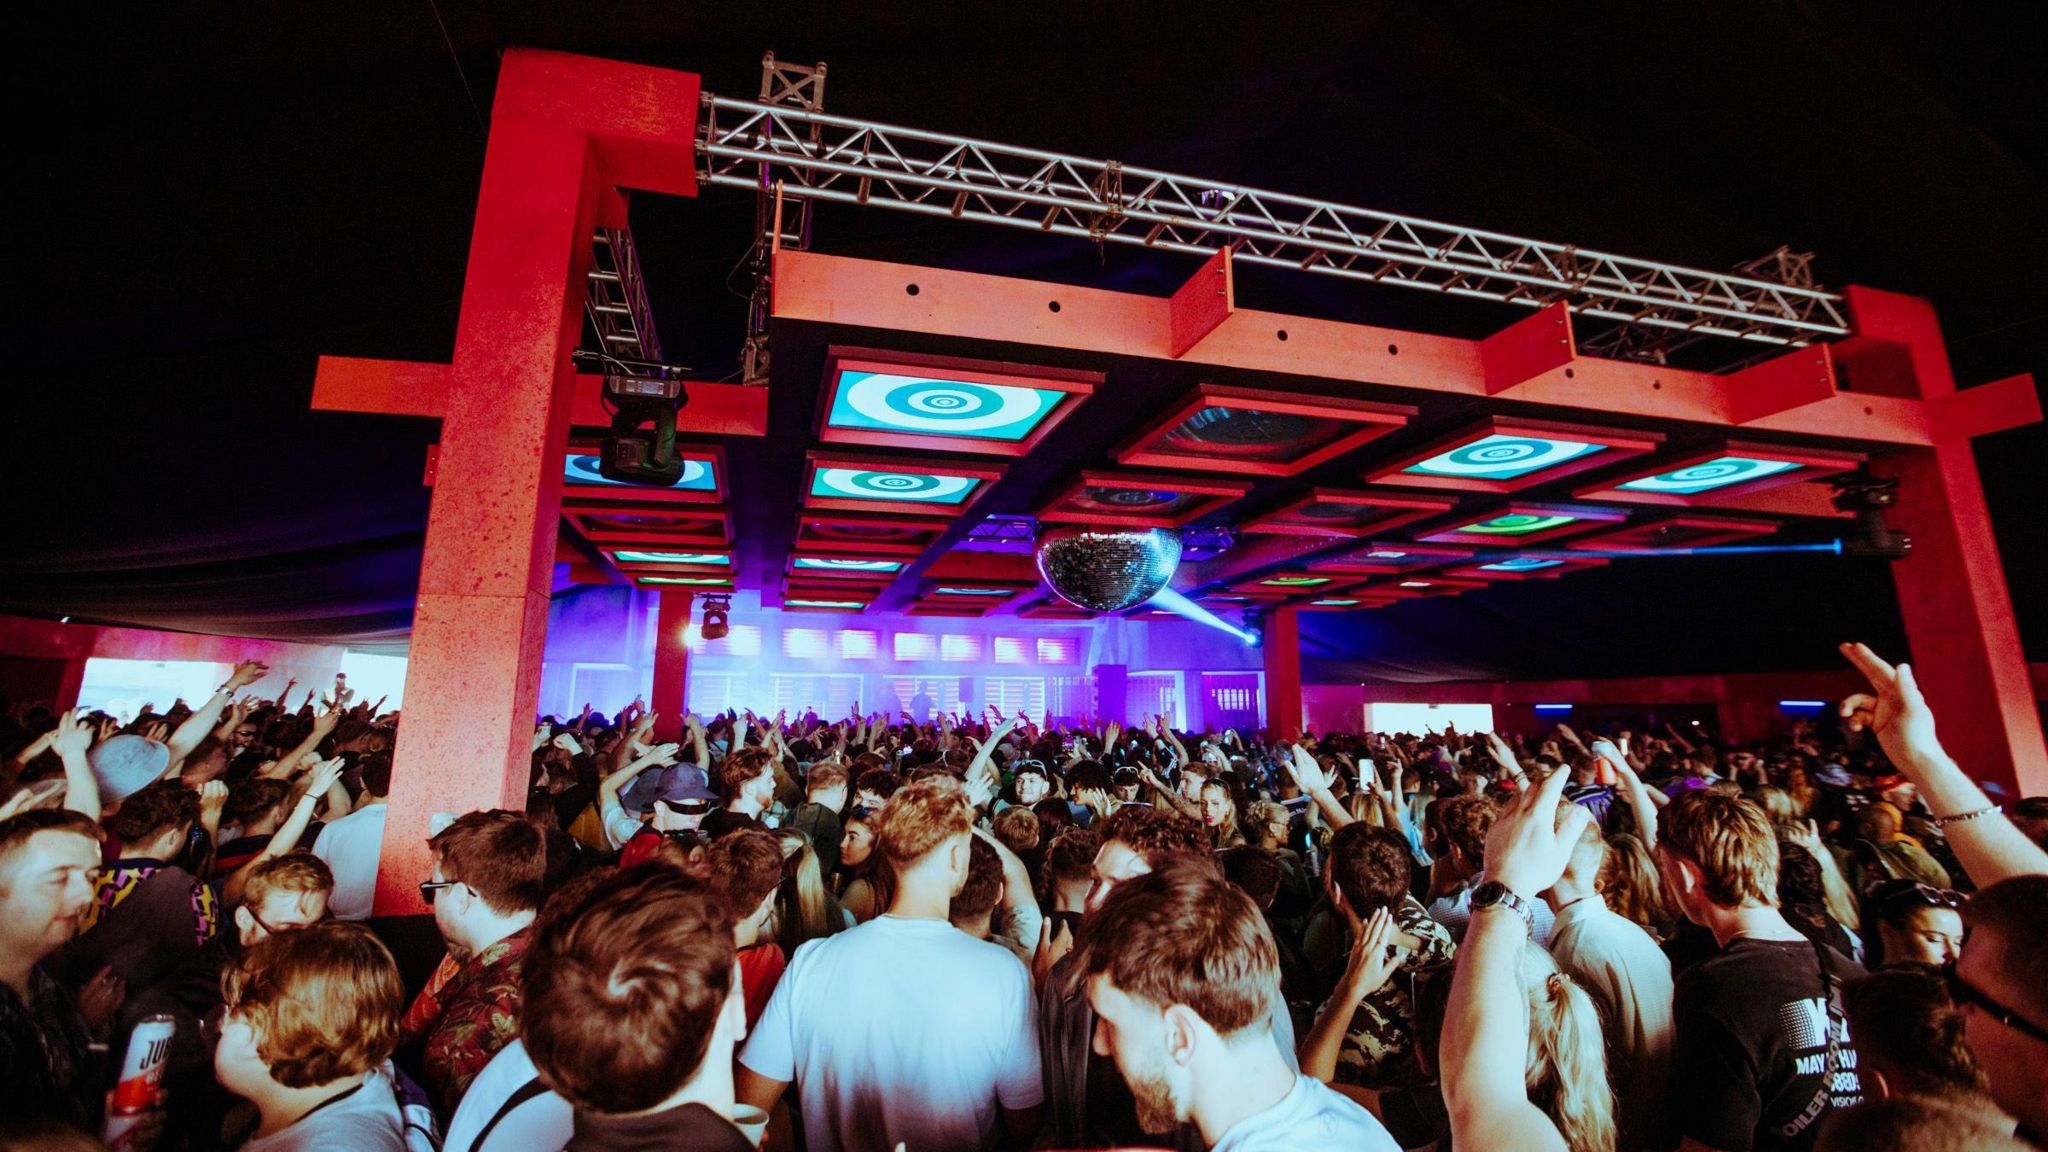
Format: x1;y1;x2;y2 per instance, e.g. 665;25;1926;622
1326;896;1455;1092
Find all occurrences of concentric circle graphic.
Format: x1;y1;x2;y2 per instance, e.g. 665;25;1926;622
813;467;975;504
794;558;901;571
1620;457;1800;494
1407;435;1600;477
1463;514;1577;536
566;454;709;489
840;374;1046;435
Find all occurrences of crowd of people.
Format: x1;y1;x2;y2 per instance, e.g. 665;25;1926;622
1;641;2044;1151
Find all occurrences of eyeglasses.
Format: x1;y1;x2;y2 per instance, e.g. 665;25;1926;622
244;906;317;938
418;880;460;905
1944;963;2048;1045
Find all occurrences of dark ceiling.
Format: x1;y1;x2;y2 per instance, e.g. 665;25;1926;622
6;1;2044;683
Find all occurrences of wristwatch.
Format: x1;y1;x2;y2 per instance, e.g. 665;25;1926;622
1472;880;1538;935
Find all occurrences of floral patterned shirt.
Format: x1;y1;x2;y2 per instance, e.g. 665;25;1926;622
409;927;531;1116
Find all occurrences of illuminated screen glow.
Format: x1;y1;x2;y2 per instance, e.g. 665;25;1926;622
565;454;716;491
894;633;938;661
1313;598;1361;606
1259;576;1331;588
993;637;1029;664
613;551;730;566
783;628;828;658
1617;456;1803;494
1458;514;1578;536
1479;557;1565;572
1037;637;1079;663
793;557;904;573
1399;580;1435;589
786;599;867;610
640;576;732;586
837;630;878;658
812;467;979;505
932;587;1013;597
827;371;1063;441
941;634;983;662
1403;434;1605;480
1366;549;1408;558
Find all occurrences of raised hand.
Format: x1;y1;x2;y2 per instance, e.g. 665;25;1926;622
1340;907;1410;1002
1483;755;1592;898
1285;744;1333;794
305;756;347;798
226;660;270;691
1839;642;1944;768
197;780;230;825
51;710;93;759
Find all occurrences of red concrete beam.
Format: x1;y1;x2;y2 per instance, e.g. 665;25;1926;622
1168;247;1233;358
772;251;2035;448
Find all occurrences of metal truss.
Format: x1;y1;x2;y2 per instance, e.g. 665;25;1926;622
585;226;661;362
738;53;828;385
697;94;1849;349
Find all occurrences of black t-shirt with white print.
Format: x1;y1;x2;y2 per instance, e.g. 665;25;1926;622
1672;936;1864;1152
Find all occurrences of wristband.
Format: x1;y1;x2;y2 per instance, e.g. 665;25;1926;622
1932;804;2001;827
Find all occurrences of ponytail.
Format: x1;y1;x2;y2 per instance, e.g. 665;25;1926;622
1521;945;1618;1152
777;829;834;948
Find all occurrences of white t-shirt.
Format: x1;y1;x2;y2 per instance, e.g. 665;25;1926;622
740;914;1043;1152
1210;1073;1400;1152
311;801;387;921
1547;894;1674;1151
240;1067;406;1152
442;1039;573;1152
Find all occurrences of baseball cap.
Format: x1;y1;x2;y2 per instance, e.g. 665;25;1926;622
87;735;171;804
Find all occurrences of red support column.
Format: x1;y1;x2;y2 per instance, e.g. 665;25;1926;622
1263;608;1304;742
376;116;599;916
651;593;692;743
369;51;703;915
1845;286;2048;796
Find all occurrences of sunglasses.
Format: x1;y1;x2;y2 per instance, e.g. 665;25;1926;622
1944;963;2048;1045
418;879;461;905
1876;883;1964;919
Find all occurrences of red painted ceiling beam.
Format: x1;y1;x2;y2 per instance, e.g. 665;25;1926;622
770;249;2038;449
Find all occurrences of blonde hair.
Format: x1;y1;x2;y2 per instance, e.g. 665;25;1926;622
1598;833;1670;939
1521;944;1617;1152
222;921;402;1088
876;776;973;868
774;828;834;948
1661;791;1779;908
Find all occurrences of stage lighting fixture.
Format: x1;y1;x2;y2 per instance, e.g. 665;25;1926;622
1035;526;1182;612
699;593;732;642
598;367;689;486
1829;474;1912;560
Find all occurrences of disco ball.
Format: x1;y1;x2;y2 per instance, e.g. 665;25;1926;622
1035;526;1183;612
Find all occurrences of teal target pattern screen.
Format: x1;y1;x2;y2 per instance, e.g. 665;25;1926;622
810;467;981;506
1617;456;1802;495
1403;434;1605;481
826;371;1063;442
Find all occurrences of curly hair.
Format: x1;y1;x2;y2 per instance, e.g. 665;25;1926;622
222;921;403;1088
1095;803;1205;866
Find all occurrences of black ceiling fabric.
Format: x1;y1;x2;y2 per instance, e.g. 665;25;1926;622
6;2;2043;677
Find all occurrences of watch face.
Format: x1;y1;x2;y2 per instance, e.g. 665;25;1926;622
1472;880;1509;908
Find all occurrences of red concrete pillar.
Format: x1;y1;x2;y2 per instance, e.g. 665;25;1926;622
651;593;692;742
1882;444;2047;795
1845;286;2048;796
375;117;601;915
1263;608;1304;741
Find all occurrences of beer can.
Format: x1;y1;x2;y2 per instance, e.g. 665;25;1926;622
101;1107;156;1152
109;1014;175;1112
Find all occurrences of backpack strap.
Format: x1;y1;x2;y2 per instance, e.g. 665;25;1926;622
469;1077;548;1152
